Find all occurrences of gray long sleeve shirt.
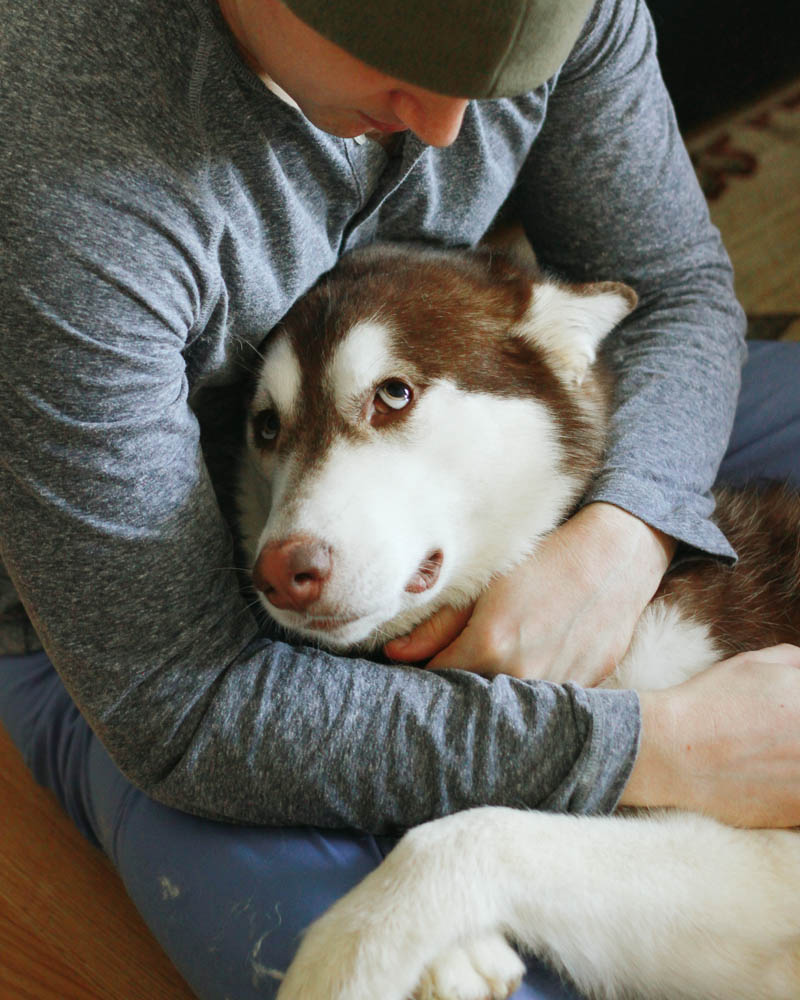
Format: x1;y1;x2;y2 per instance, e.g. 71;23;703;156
0;0;745;831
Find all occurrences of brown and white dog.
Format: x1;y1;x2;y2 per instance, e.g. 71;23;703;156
238;244;800;1000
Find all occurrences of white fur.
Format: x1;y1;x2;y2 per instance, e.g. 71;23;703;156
328;319;398;416
609;601;721;691
415;933;525;1000
245;377;579;649
519;282;633;385
277;809;800;1000
251;330;302;418
241;271;800;1000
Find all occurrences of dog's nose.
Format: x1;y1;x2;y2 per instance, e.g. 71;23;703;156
252;536;332;612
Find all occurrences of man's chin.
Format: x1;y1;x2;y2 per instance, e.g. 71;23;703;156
303;109;406;141
295;107;364;139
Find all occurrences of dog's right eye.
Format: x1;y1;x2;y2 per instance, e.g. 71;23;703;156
375;380;412;413
253;409;280;446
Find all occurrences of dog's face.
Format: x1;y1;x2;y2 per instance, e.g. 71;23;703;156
239;245;635;651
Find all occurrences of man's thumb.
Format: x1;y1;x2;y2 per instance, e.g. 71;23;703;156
384;605;472;662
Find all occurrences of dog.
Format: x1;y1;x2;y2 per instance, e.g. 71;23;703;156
237;244;800;1000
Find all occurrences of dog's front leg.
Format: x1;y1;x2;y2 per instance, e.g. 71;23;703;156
276;806;800;1000
276;808;526;1000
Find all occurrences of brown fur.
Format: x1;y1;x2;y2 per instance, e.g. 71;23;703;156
660;484;800;654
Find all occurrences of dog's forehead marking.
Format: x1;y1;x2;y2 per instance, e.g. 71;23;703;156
254;331;302;415
328;319;396;412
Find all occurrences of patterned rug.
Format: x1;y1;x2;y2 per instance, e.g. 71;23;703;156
686;78;800;342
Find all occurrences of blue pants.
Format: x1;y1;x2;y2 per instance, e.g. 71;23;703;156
2;340;799;1000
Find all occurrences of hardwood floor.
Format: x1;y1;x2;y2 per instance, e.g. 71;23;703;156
0;725;195;1000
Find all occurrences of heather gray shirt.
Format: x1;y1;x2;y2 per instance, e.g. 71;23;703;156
0;0;745;830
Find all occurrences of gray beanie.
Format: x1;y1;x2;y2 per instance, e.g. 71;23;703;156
283;0;595;98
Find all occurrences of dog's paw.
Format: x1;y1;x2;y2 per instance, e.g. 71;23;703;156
413;932;525;1000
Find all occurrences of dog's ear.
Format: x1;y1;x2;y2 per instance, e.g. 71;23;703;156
515;280;637;385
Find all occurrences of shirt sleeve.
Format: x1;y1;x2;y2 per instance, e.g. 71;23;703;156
514;0;747;560
0;158;641;834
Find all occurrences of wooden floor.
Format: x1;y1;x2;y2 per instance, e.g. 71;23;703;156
0;724;195;1000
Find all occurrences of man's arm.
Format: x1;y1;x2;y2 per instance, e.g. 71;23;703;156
0;151;642;832
516;0;747;555
622;645;800;828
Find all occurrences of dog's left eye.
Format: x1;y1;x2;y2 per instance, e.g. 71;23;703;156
375;380;412;412
253;408;280;445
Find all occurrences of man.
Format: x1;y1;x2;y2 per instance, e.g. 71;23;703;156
2;0;800;997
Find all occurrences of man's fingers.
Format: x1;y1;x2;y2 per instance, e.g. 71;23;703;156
747;643;800;668
425;634;474;671
384;604;473;662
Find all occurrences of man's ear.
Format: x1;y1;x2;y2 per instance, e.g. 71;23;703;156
514;280;638;385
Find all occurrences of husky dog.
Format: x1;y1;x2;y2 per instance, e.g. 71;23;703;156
238;245;800;1000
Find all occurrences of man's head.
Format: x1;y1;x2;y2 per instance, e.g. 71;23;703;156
216;0;593;147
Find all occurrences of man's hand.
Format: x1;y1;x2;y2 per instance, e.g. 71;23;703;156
385;502;676;687
621;644;800;828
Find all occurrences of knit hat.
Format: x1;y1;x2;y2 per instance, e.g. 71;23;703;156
282;0;595;98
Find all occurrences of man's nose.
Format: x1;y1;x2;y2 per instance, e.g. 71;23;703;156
388;90;469;147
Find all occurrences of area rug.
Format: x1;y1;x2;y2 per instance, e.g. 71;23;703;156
685;78;800;342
